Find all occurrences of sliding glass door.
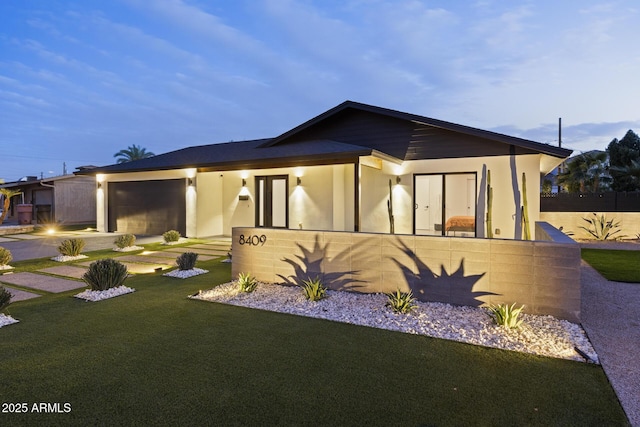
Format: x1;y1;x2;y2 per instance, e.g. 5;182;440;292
414;173;476;237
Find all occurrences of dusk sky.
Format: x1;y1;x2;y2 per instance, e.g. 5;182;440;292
1;0;639;182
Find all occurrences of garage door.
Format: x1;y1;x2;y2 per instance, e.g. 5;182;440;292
108;179;186;236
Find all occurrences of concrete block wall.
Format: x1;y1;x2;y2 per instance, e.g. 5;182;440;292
232;223;581;322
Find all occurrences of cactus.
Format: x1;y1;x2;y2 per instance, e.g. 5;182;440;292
387;178;395;234
522;172;531;240
486;170;493;238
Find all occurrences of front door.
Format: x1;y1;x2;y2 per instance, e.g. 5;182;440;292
255;175;288;228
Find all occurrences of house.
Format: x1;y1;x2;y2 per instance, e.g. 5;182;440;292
79;101;571;239
0;173;96;226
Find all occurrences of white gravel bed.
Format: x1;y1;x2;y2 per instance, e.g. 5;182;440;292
193;282;598;363
163;268;208;279
0;265;14;270
74;285;136;302
51;254;88;262
0;313;19;328
113;245;144;252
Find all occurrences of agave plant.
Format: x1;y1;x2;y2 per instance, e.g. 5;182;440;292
300;276;326;302
385;289;416;314
488;303;525;329
579;213;623;241
237;272;258;293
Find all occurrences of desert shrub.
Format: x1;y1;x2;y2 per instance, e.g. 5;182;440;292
237;272;258;293
300;277;326;302
176;252;198;270
114;234;136;249
385;289;416;314
82;259;128;291
488;303;525;329
57;238;85;256
163;230;181;243
0;247;12;266
0;286;11;311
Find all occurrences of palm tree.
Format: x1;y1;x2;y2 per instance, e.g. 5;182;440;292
113;144;155;164
557;151;610;193
0;188;22;224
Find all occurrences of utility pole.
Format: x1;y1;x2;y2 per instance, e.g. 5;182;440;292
63;162;67;175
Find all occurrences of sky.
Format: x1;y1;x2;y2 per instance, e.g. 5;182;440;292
1;0;639;182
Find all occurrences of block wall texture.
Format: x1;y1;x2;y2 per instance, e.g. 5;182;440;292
232;224;581;322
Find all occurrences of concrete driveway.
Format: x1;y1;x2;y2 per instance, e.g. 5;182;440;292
0;231;162;261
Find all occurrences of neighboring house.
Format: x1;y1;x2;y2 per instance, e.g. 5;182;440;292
79;101;571;239
0;173;96;225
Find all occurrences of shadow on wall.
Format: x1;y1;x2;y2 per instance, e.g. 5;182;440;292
278;234;365;292
392;238;497;307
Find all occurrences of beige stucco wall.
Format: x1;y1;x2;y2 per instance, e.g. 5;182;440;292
360;154;542;239
96;152;544;240
232;224;581;322
540;212;640;240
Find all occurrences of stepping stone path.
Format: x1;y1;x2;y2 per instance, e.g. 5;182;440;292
3;286;41;301
39;265;88;280
0;272;85;293
0;239;231;301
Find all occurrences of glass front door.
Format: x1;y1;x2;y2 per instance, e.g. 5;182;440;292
255;175;288;228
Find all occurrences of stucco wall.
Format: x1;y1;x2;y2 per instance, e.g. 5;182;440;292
359;154;542;239
232;223;581;322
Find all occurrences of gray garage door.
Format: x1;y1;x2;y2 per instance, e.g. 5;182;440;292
108;179;186;236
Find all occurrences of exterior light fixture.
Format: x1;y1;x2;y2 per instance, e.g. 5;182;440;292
187;178;194;186
97;182;102;189
297;177;302;186
242;178;247;187
396;176;401;184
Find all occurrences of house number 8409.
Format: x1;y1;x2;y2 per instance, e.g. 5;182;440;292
238;234;267;246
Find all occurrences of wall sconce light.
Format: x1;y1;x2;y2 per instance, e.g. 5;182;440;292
97;182;102;189
187;178;194;187
297;177;302;186
395;176;401;184
242;178;247;187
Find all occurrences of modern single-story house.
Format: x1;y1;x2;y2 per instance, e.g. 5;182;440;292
79;101;571;240
1;173;96;225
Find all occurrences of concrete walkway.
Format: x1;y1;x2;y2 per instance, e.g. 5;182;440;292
581;261;640;427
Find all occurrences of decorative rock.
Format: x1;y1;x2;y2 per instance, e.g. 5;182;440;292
193;282;598;363
163;268;208;279
0;313;19;327
113;246;144;252
74;285;135;302
51;254;88;262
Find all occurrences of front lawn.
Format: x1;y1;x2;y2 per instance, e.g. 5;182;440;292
582;248;640;283
0;258;628;426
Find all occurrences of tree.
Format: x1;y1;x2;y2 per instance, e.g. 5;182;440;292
557;151;610;193
607;130;640;191
0;188;22;225
113;144;155;164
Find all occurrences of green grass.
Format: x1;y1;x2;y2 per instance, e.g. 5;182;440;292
1;259;629;426
582;248;640;283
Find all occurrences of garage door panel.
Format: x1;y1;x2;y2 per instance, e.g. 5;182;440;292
108;180;186;235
